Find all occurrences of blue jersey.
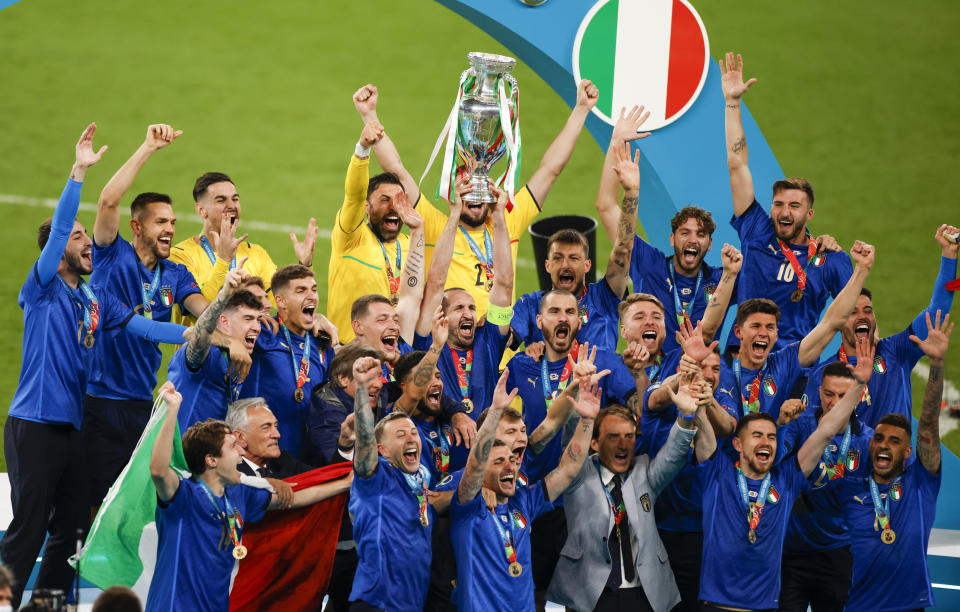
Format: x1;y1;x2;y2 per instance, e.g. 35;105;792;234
717;342;803;424
88;234;201;400
629;236;731;354
349;457;435;611
510;279;623;352
843;462;940;612
697;452;812;609
731;200;852;349
168;344;240;432
9;265;132;430
412;416;463;482
241;323;335;458
782;413;872;554
506;349;635;481
451;480;554;612
145;477;270;612
414;321;509;422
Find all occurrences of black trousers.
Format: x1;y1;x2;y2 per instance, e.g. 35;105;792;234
324;547;359;612
594;586;654;612
658;529;702;612
424;514;457;612
81;395;152;509
779;546;853;612
0;417;86;608
531;506;567;591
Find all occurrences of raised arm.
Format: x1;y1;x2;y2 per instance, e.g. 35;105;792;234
487;181;515;331
798;338;874;476
720;52;758;217
352;356;384;479
700;244;742;340
150;382;183;502
605;141;641;299
648;381;699;494
395;193;426;344
185;263;245;369
594;106;650;242
798;241;874;366
395;310;448;415
37;123;107;285
95;124;181;246
693;399;718;463
525;79;599;204
543;376;600;501
457;370;517;504
416;177;465;336
910;225;960;337
338;120;383;235
354;84;422;200
912;311;953;475
621;341;653;415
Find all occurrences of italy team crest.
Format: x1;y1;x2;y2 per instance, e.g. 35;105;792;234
517;472;528;487
889;482;902;501
767;486;780;504
703;284;716;302
762;377;777;396
160;287;173;307
813;253;826;266
873;356;887;374
845;450;860;472
640;493;652;512
512;510;527;529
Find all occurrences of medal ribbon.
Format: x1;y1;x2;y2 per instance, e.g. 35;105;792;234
424;423;451;475
491;507;519;567
837;346;869;403
541;341;579;408
733;357;763;414
402;465;432;527
459;226;494;284
645;351;664;383
822;424;852;480
281;322;311;393
577;286;589;324
668;260;703;327
736;461;772;533
777;237;818;295
450;346;473;401
869;475;901;531
198;479;243;552
592;457;626;525
199;235;237;270
138;263;162;319
58;275;100;338
371;228;402;296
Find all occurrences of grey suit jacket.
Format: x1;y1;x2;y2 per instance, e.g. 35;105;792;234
546;422;696;612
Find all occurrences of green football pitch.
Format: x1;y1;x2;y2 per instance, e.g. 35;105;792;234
0;0;958;469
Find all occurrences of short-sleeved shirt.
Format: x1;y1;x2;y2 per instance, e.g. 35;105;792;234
629;236;731;354
716;342;804;424
697;452;812;609
88;234;201;400
802;328;925;429
506;349;635;481
451;481;555;612
412;416;462;482
240;323;336;458
781;414;873;554
167;344;240;432
413;322;509;422
328;156;412;344
145;477;270;612
169;236;276;325
839;462;941;611
510;278;623;352
9;265;132;429
731;200;852;348
349;457;435;611
419;185;541;317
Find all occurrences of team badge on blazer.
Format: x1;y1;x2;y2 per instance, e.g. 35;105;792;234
512;510;527;529
640;493;651;512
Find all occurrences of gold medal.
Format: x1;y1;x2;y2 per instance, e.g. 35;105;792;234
232;544;248;560
420;510;429;527
881;528;896;544
83;332;95;349
508;561;523;577
294;387;305;402
748;529;757;544
462;398;474;413
790;289;803;302
390;292;399;307
484;275;494;291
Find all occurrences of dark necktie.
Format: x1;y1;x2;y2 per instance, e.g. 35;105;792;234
605;474;636;589
257;465;269;478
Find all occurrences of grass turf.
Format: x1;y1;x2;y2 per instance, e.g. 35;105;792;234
0;0;958;468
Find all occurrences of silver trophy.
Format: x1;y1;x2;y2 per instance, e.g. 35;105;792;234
458;52;518;204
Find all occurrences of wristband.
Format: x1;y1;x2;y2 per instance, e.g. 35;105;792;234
679;413;696;422
485;302;513;326
355;142;371;158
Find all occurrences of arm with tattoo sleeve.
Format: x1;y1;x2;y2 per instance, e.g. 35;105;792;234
352;357;382;479
457;370;516;504
911;311;952;474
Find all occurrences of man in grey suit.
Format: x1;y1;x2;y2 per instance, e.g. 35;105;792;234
547;382;710;612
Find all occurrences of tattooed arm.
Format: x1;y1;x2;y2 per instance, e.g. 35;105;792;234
544;377;601;501
911;311;953;475
396;193;426;345
720;52;758;216
352;356;384;479
488;181;515;335
605;141;640;299
394;308;448;416
700;244;741;341
185;265;244;369
457;370;518;504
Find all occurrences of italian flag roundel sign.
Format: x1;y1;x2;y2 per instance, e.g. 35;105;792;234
573;0;710;130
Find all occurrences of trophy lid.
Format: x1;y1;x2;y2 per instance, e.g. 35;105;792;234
467;52;516;72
